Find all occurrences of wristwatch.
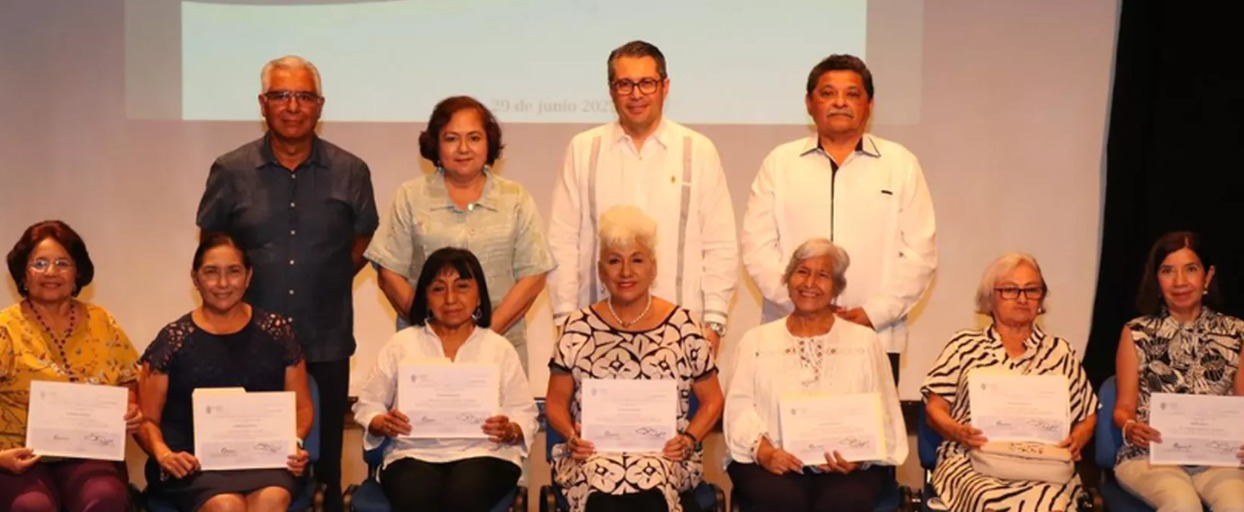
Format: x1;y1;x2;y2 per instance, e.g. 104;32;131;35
705;321;726;337
678;430;703;451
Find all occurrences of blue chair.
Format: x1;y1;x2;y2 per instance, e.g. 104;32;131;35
915;400;944;512
344;435;525;512
1095;376;1208;512
538;396;726;512
145;376;321;512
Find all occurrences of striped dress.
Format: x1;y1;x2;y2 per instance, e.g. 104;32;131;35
921;325;1099;512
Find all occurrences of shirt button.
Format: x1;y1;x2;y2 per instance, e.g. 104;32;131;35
289;259;295;265
288;289;295;296
290;201;296;208
290;229;296;236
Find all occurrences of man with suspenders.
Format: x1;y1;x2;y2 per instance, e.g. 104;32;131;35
548;40;738;353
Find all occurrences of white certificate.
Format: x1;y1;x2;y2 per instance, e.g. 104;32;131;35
193;390;295;471
970;373;1070;445
26;381;127;461
1150;393;1244;467
581;379;676;453
398;362;499;439
779;393;885;464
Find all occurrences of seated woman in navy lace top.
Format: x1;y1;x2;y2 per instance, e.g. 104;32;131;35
136;233;315;512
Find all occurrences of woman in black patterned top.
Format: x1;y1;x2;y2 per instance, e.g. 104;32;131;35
545;205;724;512
135;233;314;512
1113;232;1244;511
922;253;1098;512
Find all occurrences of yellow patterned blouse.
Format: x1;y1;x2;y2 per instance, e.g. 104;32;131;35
0;301;139;450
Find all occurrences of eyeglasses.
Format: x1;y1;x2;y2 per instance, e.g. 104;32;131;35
262;90;321;104
611;77;662;95
995;286;1046;300
29;258;74;272
197;267;247;283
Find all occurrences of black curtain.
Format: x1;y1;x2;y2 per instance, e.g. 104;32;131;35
1083;0;1244;387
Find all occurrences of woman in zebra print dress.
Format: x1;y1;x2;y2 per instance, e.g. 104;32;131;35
922;253;1098;512
1112;232;1244;511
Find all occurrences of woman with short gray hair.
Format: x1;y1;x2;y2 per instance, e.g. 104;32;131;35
545;205;723;512
725;238;906;512
922;252;1098;511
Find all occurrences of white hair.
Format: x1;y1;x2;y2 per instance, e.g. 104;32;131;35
975;252;1048;315
781;238;850;296
260;55;322;95
598;204;657;255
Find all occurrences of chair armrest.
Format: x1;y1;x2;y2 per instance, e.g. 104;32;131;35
899;485;922;512
512;485;528;512
1079;486;1101;512
540;485;557;512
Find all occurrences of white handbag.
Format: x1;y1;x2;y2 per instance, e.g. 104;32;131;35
968;441;1074;484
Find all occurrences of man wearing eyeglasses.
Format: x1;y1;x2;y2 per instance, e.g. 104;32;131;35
194;55;378;512
547;40;738;354
741;54;937;384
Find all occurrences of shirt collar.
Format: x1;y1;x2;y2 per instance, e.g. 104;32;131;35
609;117;670;150
418;323;485;351
798;134;881;159
428;169;500;213
986;323;1046;355
1159;306;1214;329
256;133;325;170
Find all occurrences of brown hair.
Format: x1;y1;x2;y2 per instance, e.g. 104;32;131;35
6;220;94;297
418;96;504;167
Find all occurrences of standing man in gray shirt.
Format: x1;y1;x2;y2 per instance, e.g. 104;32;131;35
196;55;378;512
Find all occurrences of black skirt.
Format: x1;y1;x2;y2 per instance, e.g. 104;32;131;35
146;461;299;512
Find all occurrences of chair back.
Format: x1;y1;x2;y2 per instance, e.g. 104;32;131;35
916;400;942;471
1095;376;1122;469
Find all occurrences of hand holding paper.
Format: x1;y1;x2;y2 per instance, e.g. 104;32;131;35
369;409;413;438
0;447;40;474
817;450;861;474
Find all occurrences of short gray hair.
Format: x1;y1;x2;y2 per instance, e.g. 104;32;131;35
975;252;1048;315
261;55;322;95
598;205;657;255
781;238;849;297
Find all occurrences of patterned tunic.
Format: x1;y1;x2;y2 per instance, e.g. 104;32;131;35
0;302;138;450
921;325;1099;512
549;306;716;512
1117;309;1243;464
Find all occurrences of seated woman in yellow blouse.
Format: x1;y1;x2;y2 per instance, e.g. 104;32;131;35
0;220;144;512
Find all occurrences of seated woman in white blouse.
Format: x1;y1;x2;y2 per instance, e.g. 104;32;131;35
725;238;906;512
353;247;538;512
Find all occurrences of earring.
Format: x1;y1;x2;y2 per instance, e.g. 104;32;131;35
1203;288;1209;295
471;307;482;321
426;308;435;322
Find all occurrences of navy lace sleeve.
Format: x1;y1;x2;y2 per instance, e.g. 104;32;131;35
140;315;194;374
255;311;304;367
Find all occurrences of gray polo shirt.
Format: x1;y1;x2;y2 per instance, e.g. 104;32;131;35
196;135;379;362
